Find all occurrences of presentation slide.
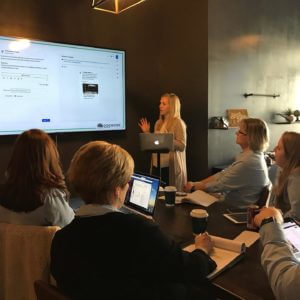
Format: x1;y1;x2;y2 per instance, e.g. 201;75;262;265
0;35;126;135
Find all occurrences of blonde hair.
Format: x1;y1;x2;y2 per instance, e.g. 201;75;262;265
156;93;183;131
276;131;300;198
240;118;269;152
67;141;134;205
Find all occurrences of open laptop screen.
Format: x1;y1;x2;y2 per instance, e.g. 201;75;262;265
124;172;160;216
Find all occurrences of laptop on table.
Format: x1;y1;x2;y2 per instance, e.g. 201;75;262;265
139;133;173;152
120;172;160;219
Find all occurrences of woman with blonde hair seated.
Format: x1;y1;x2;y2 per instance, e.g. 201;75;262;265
185;118;270;209
51;141;217;300
269;131;300;219
0;129;74;227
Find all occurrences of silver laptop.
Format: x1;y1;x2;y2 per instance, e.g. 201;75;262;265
120;172;160;219
139;133;173;152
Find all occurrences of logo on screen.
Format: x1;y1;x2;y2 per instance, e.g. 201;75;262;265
97;123;121;129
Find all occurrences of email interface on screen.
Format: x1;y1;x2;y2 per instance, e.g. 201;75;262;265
125;173;160;215
0;35;125;135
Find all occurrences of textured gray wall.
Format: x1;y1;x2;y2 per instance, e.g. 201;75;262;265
208;0;300;170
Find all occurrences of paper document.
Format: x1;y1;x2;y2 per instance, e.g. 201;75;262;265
176;190;219;207
234;231;260;247
184;235;246;279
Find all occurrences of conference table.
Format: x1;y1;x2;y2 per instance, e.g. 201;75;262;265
153;198;276;300
70;196;275;299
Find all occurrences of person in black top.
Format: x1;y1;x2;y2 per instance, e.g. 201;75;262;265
50;141;217;300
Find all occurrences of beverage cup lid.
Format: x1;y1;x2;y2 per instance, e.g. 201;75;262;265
190;209;208;218
164;186;177;192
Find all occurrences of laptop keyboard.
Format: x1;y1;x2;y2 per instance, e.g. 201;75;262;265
120;206;134;214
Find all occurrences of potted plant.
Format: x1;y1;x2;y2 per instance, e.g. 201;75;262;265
294;109;300;121
274;108;296;124
283;108;296;123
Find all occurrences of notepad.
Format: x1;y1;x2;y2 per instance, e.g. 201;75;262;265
175;190;219;207
234;230;260;247
184;235;246;279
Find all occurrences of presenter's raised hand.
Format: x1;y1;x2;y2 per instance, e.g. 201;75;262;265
138;118;150;133
195;232;214;255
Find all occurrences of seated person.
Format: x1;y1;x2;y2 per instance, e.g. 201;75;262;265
184;118;270;209
254;207;300;300
268;131;300;219
0;129;74;227
50;141;217;300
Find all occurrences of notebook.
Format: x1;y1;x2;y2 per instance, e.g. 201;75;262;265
282;220;300;260
139;133;173;152
121;172;160;219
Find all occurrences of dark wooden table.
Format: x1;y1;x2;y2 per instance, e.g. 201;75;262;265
153;199;276;300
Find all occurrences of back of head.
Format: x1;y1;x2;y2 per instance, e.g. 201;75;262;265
67;141;134;205
241;118;269;152
276;131;300;198
0;129;66;212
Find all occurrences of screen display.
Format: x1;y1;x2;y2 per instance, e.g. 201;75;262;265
0;35;126;135
125;173;160;215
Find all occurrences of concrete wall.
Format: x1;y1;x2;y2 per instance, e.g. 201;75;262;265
208;0;300;170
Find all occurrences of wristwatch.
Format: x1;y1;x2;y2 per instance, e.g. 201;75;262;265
260;217;277;228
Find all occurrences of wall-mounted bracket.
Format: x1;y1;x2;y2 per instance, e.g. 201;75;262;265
243;93;280;98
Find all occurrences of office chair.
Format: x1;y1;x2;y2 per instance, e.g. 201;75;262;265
0;223;60;300
34;280;70;300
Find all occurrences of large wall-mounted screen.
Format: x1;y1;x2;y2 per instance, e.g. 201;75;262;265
0;35;126;135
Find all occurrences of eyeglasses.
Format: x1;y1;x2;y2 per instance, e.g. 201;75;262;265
237;130;247;136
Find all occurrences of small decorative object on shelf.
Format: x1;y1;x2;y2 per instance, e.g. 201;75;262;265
209;117;229;129
294;110;300;121
273;108;296;124
227;109;248;127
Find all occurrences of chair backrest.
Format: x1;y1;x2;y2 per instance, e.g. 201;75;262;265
0;223;60;300
256;183;272;208
34;280;70;300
